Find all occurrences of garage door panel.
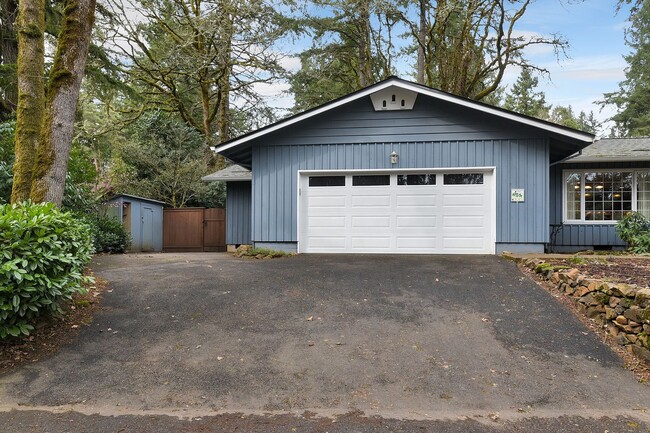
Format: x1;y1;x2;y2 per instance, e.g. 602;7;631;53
351;236;391;249
442;215;485;228
308;236;347;249
352;216;391;228
396;216;437;227
442;236;488;250
396;237;438;249
396;194;437;207
308;216;346;228
351;195;391;207
443;194;486;207
309;195;347;207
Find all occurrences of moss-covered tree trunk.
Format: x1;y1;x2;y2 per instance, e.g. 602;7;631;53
10;0;45;204
30;0;96;205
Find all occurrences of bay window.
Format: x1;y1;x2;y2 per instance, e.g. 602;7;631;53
564;170;650;222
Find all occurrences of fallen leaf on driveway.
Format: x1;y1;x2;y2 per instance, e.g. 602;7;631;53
481;318;490;322
306;316;313;321
217;356;224;361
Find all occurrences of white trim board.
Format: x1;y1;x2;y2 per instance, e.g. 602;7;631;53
216;78;594;155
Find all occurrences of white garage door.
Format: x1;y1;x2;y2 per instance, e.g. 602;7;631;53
299;170;494;254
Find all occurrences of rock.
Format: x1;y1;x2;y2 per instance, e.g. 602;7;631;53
615;333;629;346
615;305;625;315
580;293;608;306
626;334;638;344
609;296;622;308
605;307;617;321
566;268;581;281
576;275;586;285
644;324;650;333
608;325;619;336
586;306;605;318
639;333;650;350
574;286;594;297
624;307;650;324
551;272;561;284
615;315;628;325
631;345;650;364
613;283;638;298
636;288;650;307
564;284;575;296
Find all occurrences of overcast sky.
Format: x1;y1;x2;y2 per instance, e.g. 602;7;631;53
256;0;632;134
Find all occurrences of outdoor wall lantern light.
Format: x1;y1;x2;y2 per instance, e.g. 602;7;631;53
390;151;398;165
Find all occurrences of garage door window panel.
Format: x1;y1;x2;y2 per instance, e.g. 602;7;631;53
444;173;484;185
309;176;346;187
398;174;436;185
353;175;390;186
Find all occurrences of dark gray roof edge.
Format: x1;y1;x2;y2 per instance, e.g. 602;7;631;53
107;193;168;206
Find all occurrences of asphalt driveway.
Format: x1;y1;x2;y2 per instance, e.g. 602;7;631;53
1;253;649;432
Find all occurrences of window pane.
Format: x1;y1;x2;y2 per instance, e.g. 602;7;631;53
352;175;390;186
309;176;345;187
397;174;436;185
584;171;632;221
443;173;484;185
565;172;581;220
638;172;650;218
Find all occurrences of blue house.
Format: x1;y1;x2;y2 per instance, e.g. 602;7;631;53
208;77;648;254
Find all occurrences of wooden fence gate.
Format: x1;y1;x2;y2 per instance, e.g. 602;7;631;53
163;208;226;252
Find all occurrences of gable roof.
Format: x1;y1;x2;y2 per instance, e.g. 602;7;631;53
202;164;252;181
215;77;594;165
563;137;650;163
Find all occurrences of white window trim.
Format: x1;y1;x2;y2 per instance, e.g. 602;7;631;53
562;168;650;224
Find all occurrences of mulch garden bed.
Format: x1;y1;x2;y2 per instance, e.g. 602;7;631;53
0;270;107;376
547;257;650;288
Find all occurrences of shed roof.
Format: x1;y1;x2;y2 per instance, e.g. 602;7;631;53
215;76;594;167
202;164;252;182
107;194;167;206
563;137;650;163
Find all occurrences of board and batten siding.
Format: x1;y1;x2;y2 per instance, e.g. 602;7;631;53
252;139;549;246
226;181;252;245
550;161;650;249
236;94;569;251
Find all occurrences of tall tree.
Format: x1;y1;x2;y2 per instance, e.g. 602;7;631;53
11;0;45;203
11;0;96;205
394;0;568;100
290;0;398;111
602;0;650;136
504;68;549;117
107;0;286;144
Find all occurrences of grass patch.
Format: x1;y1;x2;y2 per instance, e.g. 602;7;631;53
235;245;293;259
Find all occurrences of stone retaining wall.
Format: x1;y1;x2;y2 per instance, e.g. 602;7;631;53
523;258;650;364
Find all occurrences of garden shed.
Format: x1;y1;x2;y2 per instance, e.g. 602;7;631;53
104;194;165;252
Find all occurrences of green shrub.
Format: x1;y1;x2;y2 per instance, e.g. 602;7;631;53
88;215;131;254
0;202;94;339
616;212;650;254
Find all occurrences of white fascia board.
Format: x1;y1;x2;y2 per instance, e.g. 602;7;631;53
216;79;594;154
562;156;650;164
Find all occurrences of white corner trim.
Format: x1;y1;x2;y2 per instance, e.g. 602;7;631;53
216;79;594;154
